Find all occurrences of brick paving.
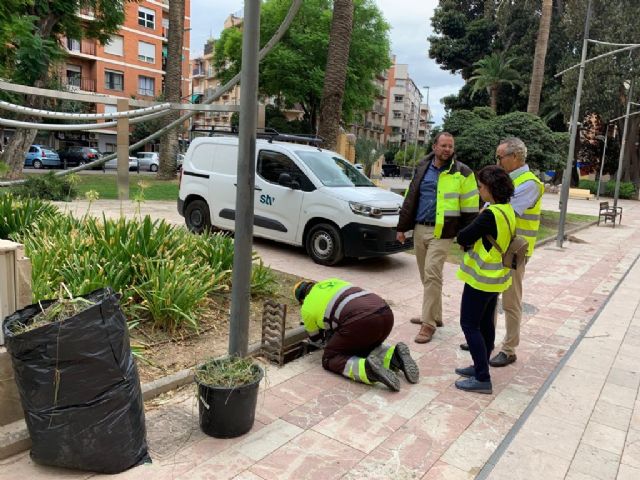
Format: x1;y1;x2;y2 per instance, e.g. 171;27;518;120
1;193;639;479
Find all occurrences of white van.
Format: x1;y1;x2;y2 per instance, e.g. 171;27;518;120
177;136;412;265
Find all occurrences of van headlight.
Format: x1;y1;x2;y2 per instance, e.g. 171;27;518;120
349;202;382;218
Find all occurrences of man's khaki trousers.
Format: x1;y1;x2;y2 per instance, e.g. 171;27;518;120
499;258;527;355
413;224;453;329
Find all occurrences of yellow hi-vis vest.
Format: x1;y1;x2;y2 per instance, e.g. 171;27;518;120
300;278;351;336
434;163;479;238
512;171;543;257
456;204;515;293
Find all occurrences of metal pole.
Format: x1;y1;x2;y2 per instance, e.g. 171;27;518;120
229;0;260;357
116;98;130;200
614;77;634;211
596;123;610;200
556;0;592;248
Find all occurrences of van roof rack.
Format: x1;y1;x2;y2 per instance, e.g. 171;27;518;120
195;126;324;146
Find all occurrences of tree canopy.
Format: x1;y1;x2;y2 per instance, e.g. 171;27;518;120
213;0;391;128
442;107;568;171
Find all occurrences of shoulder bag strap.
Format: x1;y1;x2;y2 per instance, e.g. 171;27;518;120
486;206;514;254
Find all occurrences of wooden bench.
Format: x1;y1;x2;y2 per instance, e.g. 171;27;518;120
569;188;593;200
598;201;623;227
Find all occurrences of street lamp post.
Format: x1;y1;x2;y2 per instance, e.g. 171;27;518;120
613;78;635;211
556;0;593;248
596;124;611;200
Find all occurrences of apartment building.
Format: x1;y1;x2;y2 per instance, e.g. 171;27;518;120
58;0;191;152
383;58;423;147
417;103;433;145
190;38;241;132
350;71;387;145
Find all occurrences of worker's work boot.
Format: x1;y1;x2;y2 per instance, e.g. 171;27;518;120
390;342;420;383
414;324;436;344
365;357;400;392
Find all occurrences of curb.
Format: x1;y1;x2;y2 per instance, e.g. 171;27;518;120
535;220;598;248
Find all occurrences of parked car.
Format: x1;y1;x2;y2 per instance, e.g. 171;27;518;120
177;153;185;170
58;146;101;167
178;136;412;266
24;145;62;169
354;164;366;175
381;164;401;177
103;156;139;171
136;152;159;172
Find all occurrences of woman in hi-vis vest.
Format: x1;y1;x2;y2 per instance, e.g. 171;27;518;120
455;166;516;394
294;279;419;391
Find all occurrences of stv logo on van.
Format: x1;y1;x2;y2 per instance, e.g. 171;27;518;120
260;194;275;206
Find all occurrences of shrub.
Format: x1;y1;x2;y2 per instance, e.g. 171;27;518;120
11;210;275;332
579;179;637;199
0;192;60;240
11;171;78;201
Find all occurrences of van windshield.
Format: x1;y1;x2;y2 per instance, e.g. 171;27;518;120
296;150;374;187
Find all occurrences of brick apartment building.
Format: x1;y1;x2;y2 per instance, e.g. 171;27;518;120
56;0;191;152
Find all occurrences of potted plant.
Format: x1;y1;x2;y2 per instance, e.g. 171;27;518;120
194;356;264;438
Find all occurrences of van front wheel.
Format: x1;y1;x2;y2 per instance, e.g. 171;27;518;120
185;199;212;234
306;223;344;266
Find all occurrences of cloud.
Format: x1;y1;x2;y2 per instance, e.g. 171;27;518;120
189;0;463;124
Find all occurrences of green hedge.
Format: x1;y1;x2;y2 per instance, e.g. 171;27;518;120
579;180;637;199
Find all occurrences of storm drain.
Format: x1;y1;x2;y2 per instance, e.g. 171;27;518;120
260;300;316;365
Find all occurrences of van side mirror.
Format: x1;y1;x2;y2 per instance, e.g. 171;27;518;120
278;173;294;188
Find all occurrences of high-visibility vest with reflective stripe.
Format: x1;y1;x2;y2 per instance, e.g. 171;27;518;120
300;278;351;336
456;204;515;293
434;164;479;238
512;171;543;257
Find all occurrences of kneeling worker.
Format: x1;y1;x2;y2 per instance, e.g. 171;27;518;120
294;278;419;391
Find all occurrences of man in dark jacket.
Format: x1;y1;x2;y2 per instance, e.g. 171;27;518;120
396;132;479;343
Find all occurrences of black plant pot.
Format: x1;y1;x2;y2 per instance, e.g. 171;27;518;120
195;363;263;438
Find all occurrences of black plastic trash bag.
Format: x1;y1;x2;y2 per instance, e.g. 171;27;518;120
2;287;150;474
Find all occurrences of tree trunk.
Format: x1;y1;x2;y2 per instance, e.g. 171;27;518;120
527;0;553;115
317;0;354;151
158;0;185;179
621;116;640;183
484;0;495;19
1;93;43;179
490;86;498;112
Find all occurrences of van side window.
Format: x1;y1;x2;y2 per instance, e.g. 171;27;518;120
257;150;314;191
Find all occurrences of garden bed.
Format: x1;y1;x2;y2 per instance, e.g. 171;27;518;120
133;269;303;384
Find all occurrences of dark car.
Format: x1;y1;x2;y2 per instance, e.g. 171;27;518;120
58;146;101;167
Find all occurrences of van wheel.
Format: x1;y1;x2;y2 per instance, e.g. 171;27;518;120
185;200;212;234
306;223;344;266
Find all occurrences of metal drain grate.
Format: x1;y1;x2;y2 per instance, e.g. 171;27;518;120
261;300;288;366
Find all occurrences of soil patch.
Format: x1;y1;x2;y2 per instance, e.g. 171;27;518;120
133;269;303;384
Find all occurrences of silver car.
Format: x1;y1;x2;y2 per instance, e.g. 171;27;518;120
103;156;139;171
136;152;160;172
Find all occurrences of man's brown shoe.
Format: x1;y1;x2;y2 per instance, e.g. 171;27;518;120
411;317;443;327
415;324;436;344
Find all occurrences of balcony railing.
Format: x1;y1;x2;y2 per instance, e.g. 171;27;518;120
62;76;96;93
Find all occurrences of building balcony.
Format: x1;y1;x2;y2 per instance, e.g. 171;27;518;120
62;76;96;93
63;38;96;57
192;68;205;77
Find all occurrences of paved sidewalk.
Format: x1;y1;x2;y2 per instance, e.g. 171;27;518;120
1;194;639;479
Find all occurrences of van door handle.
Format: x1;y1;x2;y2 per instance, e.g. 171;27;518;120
234;183;262;191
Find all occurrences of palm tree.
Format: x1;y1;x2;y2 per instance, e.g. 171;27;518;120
317;0;354;151
158;0;185;179
527;0;553;115
470;53;521;112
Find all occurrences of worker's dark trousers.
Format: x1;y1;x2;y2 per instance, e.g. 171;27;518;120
322;305;394;376
460;283;497;382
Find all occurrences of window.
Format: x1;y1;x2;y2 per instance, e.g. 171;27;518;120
105;143;117;153
138;41;155;63
66;64;81;87
138;76;155;96
67;38;80;52
394;95;404;103
393;111;402;119
104;35;123;56
104;70;124;91
138;7;155;29
257;151;314;191
296;150;373;188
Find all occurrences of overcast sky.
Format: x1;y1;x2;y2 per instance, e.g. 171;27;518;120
189;0;464;124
